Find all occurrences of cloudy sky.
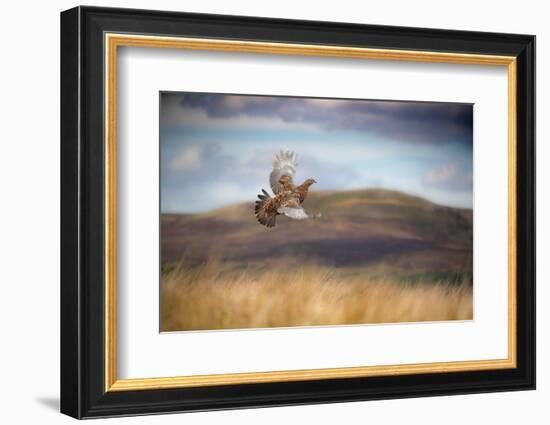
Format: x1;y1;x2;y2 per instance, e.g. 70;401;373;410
160;92;473;213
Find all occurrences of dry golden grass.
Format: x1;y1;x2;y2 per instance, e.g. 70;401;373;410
160;258;473;332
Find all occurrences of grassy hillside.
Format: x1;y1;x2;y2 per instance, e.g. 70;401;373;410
161;188;473;331
161;259;472;332
161;188;472;281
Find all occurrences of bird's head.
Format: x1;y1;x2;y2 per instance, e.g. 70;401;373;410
304;178;317;187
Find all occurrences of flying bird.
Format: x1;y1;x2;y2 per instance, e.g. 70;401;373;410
255;151;317;228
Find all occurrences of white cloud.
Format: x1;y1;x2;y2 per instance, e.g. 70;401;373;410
170;145;201;171
423;161;472;191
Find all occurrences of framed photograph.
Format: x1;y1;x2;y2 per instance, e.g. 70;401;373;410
60;6;535;419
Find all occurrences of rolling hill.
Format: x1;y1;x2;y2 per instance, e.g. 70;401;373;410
161;188;473;280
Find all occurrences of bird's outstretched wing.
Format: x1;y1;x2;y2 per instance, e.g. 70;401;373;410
270;150;297;194
255;189;278;227
277;195;308;220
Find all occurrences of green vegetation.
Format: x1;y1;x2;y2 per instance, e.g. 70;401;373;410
160;188;473;331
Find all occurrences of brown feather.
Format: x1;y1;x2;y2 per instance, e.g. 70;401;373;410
255;190;280;228
294;178;316;204
255;155;316;227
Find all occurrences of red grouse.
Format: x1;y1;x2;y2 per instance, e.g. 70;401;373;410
255;151;316;228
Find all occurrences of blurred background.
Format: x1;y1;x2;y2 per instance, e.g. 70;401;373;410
160;93;474;330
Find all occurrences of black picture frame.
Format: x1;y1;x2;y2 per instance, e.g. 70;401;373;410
60;5;535;419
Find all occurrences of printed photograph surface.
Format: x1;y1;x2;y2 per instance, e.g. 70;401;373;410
160;92;473;332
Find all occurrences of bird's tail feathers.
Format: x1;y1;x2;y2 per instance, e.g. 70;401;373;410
255;189;277;228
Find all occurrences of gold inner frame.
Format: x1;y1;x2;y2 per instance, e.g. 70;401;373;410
104;33;517;392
